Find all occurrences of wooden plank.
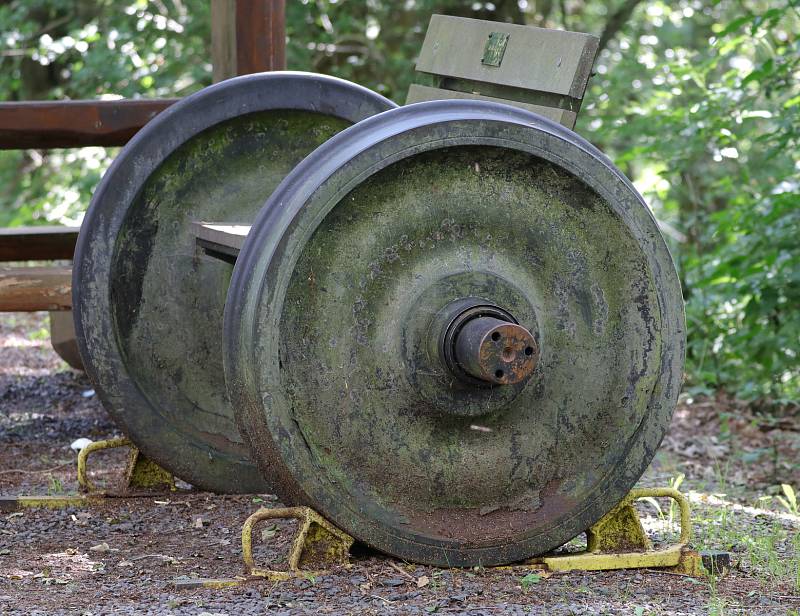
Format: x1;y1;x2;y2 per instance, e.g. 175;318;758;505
416;15;598;99
49;310;83;370
236;0;286;74
212;0;238;82
0;99;177;150
0;226;79;262
406;84;577;128
0;266;72;311
192;222;251;263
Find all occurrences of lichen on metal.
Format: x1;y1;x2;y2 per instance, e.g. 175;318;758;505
225;100;685;567
72;73;396;495
124;447;176;492
241;506;354;581
0;495;90;512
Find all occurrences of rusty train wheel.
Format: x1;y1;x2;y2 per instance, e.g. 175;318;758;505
73;73;395;493
225;100;685;564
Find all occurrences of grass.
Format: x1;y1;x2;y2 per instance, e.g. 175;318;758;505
637;445;799;615
46;474;64;495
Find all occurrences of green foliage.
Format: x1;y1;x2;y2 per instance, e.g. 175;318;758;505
0;0;797;402
777;483;799;516
519;572;541;590
582;1;800;403
0;0;211;225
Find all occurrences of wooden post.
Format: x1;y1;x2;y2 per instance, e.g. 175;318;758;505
212;0;238;82
212;0;286;82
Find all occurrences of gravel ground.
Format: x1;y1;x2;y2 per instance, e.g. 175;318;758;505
1;312;798;615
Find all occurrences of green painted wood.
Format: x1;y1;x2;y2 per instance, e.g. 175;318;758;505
415;15;598;105
406;84;577;128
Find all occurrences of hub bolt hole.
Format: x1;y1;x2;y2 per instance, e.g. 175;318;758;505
524;346;534;356
491;332;501;342
495;369;504;379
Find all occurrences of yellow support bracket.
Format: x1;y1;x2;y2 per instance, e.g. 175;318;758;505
1;439;176;511
0;495;92;512
530;487;705;575
241;506;354;581
77;437;175;495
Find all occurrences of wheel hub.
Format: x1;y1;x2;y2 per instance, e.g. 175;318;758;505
440;300;538;387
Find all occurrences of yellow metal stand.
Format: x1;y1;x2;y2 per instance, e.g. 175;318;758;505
0;438;176;512
241;506;354;581
77;437;175;495
179;489;724;589
530;487;704;575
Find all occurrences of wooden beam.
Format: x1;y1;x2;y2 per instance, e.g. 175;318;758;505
192;221;250;263
212;0;238;82
0;266;72;311
235;0;286;74
0;226;79;262
50;310;83;369
0;99;177;150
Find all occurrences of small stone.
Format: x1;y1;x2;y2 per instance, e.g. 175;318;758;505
382;577;405;587
70;437;93;451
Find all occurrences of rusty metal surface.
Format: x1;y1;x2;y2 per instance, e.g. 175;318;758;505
0;99;176;150
73;73;396;493
225;100;685;566
453;316;538;385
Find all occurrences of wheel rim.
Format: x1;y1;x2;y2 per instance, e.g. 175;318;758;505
73;72;396;493
226;101;684;563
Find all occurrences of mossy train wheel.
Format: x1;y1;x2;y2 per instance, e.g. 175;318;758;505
225;101;685;563
73;72;395;493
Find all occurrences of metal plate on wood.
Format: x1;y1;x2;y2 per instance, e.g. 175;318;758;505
225;101;684;565
73;72;395;493
482;32;510;67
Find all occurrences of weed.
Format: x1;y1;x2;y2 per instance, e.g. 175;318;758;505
707;574;727;616
28;326;49;342
669;473;685;527
519;572;540;591
47;475;64;495
776;484;798;516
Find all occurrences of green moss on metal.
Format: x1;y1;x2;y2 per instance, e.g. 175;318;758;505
106;110;351;492
277;145;665;540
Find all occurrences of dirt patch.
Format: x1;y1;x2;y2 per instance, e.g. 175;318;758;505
0;313;798;615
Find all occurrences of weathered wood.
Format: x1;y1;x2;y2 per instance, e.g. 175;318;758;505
192;222;250;262
406;84;577;128
0;99;177;150
0;267;72;311
0;226;79;261
236;0;286;74
212;0;238;82
411;15;598;127
49;310;83;370
416;15;598;99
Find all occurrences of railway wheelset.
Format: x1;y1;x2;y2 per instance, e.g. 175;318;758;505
73;63;684;567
